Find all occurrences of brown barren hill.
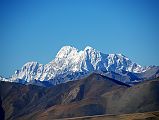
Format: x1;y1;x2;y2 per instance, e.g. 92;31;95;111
0;73;159;120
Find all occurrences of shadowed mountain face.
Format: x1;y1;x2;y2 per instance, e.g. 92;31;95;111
0;73;159;120
0;97;5;120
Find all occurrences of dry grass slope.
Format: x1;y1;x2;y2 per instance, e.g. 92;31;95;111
60;111;159;120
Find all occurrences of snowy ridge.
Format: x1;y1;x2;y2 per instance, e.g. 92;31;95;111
0;76;8;82
1;46;150;84
11;62;44;82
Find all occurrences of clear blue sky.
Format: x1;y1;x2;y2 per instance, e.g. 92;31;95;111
0;0;159;77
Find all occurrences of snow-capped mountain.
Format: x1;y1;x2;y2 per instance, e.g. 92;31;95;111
0;76;8;82
1;46;156;85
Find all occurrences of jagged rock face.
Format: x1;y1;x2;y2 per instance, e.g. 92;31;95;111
1;46;153;85
62;87;80;104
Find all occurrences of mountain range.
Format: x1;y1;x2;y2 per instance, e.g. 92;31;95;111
0;46;159;120
0;46;159;86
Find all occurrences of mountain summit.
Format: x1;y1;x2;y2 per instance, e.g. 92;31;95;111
1;46;157;85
